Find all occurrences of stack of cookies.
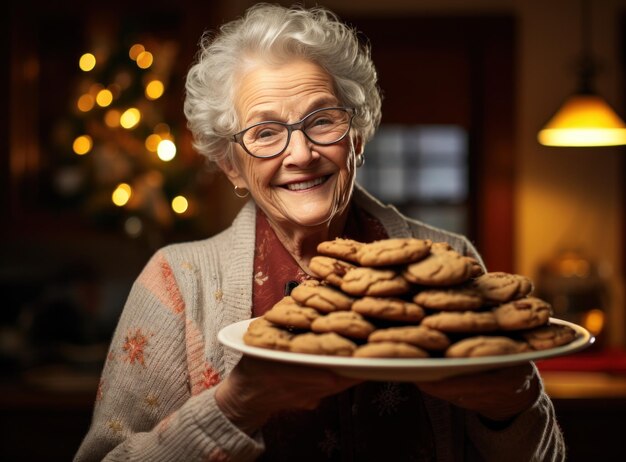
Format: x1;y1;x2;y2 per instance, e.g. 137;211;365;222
243;238;578;359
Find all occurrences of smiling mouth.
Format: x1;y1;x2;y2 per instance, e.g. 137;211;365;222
284;175;330;191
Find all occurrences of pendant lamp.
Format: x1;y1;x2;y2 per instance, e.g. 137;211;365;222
537;0;626;147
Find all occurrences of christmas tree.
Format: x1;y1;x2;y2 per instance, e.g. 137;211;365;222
52;33;206;247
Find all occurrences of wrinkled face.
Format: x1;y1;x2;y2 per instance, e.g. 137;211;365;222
222;59;360;232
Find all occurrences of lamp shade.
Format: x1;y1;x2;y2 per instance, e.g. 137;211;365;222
538;94;626;147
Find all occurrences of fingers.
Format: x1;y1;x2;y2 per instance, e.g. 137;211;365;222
416;363;540;420
418;363;535;393
216;356;362;433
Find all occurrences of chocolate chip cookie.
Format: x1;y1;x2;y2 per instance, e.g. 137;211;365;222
310;311;376;339
264;296;321;330
341;267;410;296
493;296;552;330
403;249;475;286
368;325;450;351
352;296;425;322
354;341;430;358
290;332;357;356
290;279;354;313
445;335;531;358
355;238;431;267
421;310;499;333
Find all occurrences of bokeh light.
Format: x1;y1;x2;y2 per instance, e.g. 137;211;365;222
124;216;143;237
72;135;93;155
136;51;153;69
582;308;605;336
104;109;122;128
120;107;141;129
77;94;95;112
145;133;161;152
129;44;145;61
96;88;113;107
157;139;176;161
171;195;189;214
112;183;132;206
145;80;164;100
79;53;96;71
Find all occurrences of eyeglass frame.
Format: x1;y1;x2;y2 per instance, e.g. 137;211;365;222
231;106;356;159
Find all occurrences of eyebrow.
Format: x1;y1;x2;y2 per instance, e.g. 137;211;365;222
245;97;341;125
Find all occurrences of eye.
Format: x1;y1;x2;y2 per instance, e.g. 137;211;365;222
307;113;336;129
258;128;278;138
247;123;284;143
312;117;333;127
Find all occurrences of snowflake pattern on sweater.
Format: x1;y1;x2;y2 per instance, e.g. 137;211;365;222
122;329;150;366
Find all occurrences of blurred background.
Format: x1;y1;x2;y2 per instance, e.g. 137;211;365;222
2;0;626;460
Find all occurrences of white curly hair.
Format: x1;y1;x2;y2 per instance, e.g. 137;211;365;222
183;3;382;168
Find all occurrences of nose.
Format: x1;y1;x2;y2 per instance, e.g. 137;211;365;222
283;129;318;166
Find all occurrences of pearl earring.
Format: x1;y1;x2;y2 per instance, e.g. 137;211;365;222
355;154;365;168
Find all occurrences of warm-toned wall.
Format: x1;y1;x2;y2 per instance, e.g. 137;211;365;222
516;0;625;347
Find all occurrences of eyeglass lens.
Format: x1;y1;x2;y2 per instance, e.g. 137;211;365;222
241;108;351;158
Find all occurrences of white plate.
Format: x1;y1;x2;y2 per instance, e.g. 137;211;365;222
218;317;594;382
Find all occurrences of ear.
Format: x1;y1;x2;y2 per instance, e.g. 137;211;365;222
218;156;246;188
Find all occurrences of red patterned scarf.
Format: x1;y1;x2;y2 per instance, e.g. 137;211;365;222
252;204;388;317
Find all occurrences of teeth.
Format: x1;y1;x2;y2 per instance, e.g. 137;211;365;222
286;177;326;191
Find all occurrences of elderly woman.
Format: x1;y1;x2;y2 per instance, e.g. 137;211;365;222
75;4;565;461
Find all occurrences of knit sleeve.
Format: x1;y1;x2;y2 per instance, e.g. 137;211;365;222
464;372;566;462
404;219;486;270
74;250;263;462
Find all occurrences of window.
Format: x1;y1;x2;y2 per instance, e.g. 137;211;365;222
357;124;469;234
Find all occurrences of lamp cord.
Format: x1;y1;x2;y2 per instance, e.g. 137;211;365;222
581;0;590;58
578;0;595;94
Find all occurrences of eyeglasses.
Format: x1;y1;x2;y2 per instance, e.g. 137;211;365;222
231;107;355;159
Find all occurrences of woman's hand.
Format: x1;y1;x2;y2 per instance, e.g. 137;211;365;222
215;355;361;435
416;362;540;423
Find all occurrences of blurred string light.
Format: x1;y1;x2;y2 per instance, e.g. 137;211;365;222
171;195;188;214
79;53;96;71
120;107;141;129
112;183;132;206
96;88;113;107
157;139;176;161
56;36;204;242
145;133;161;152
77;94;95;112
145;80;164;100
104;109;121;128
72;135;93;155
136;51;154;69
128;43;145;60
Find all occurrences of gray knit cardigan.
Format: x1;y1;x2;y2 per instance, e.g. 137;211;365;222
74;185;565;461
